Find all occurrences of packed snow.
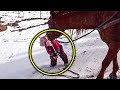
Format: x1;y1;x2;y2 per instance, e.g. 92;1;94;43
0;11;120;79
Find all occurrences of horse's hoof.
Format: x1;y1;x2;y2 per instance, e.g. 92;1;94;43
96;76;104;79
109;76;117;79
109;75;117;79
109;73;117;79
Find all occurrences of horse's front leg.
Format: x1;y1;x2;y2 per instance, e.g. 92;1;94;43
96;44;119;79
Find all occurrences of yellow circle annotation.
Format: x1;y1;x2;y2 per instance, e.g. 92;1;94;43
28;29;76;76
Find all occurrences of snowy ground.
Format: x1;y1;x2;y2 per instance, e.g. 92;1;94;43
0;11;120;79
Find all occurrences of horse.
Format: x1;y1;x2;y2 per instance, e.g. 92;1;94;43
46;11;120;79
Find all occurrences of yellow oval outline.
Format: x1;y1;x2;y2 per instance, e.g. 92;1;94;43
28;29;76;76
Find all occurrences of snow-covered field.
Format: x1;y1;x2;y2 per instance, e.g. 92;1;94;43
0;11;120;79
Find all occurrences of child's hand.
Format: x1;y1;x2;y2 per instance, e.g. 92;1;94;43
50;52;57;57
56;51;60;56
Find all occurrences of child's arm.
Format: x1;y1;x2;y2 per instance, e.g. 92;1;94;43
45;46;53;55
52;40;60;55
45;46;58;59
52;40;60;51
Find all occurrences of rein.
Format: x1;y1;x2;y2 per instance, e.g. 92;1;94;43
56;11;119;43
58;69;80;79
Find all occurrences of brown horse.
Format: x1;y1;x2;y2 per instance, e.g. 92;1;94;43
46;11;120;79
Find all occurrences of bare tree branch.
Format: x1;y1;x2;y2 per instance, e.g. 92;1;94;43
11;22;48;32
15;18;49;23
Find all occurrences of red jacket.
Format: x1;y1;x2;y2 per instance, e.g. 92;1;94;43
45;40;60;56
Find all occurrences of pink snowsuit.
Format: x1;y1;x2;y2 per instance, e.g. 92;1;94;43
45;40;60;57
45;40;68;66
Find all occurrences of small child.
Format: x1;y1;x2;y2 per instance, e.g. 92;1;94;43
40;36;68;67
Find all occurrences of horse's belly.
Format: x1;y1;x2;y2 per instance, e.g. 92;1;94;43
111;34;120;42
99;28;120;44
110;25;120;42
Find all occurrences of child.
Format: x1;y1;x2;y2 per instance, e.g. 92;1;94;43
40;36;68;67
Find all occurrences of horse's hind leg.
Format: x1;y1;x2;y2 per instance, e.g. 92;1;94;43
96;44;119;79
109;54;119;79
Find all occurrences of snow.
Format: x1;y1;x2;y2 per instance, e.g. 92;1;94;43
0;11;120;79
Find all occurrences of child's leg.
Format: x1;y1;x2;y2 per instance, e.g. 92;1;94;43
50;56;57;66
59;45;68;64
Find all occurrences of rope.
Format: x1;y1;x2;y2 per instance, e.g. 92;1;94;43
50;40;80;79
99;18;120;30
58;69;80;79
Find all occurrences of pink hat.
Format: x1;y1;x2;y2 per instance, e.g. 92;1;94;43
40;36;47;46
